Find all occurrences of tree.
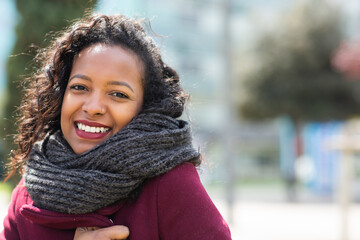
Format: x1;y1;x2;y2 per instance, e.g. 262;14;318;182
239;0;360;123
237;0;360;200
1;0;97;178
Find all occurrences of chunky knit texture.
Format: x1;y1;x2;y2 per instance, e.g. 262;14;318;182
24;112;199;214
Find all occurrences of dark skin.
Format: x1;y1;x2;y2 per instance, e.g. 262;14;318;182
74;226;129;240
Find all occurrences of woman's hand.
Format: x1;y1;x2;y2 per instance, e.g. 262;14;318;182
74;226;129;240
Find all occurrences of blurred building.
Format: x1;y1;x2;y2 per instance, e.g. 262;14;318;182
97;0;242;130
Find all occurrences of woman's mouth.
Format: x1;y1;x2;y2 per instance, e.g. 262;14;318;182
76;122;110;133
74;121;111;139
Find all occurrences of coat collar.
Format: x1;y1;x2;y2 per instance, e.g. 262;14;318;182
20;200;126;229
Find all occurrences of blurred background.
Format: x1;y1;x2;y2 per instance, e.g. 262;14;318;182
1;0;360;239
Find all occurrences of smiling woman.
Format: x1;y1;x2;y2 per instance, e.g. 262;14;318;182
0;14;231;240
61;44;144;154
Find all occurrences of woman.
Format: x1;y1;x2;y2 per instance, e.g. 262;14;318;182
1;14;231;240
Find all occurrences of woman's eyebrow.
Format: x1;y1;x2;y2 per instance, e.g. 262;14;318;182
69;74;91;82
68;75;135;93
107;81;134;93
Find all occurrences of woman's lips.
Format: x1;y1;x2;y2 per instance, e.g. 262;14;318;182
74;120;111;140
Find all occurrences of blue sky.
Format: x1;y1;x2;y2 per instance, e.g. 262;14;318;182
0;0;16;94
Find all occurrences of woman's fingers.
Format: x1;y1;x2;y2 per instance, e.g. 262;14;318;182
74;226;130;240
96;226;130;239
77;227;100;232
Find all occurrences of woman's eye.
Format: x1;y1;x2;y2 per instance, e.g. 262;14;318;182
111;92;129;99
69;85;86;91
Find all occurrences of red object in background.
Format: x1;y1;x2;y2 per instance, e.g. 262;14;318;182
332;40;360;80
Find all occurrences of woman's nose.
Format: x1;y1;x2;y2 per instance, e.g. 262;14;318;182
82;94;105;116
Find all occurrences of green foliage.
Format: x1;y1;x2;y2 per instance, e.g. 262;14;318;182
1;0;97;177
239;0;360;122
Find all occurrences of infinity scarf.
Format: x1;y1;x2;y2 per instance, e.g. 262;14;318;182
24;112;200;214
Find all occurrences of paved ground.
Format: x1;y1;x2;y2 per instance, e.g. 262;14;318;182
1;188;360;240
0;190;10;232
212;199;360;240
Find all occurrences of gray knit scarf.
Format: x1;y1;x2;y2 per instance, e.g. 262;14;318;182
24;112;199;214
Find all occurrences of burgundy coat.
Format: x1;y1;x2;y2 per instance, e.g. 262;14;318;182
1;163;231;239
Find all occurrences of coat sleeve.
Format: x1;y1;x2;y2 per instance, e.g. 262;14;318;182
0;180;22;240
157;163;232;240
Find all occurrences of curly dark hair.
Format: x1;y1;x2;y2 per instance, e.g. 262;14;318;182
7;14;198;178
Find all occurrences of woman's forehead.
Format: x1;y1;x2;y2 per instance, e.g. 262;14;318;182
75;43;144;74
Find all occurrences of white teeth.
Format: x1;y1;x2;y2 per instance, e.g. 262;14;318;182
76;123;109;133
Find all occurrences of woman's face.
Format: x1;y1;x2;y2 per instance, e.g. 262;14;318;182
61;44;144;154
